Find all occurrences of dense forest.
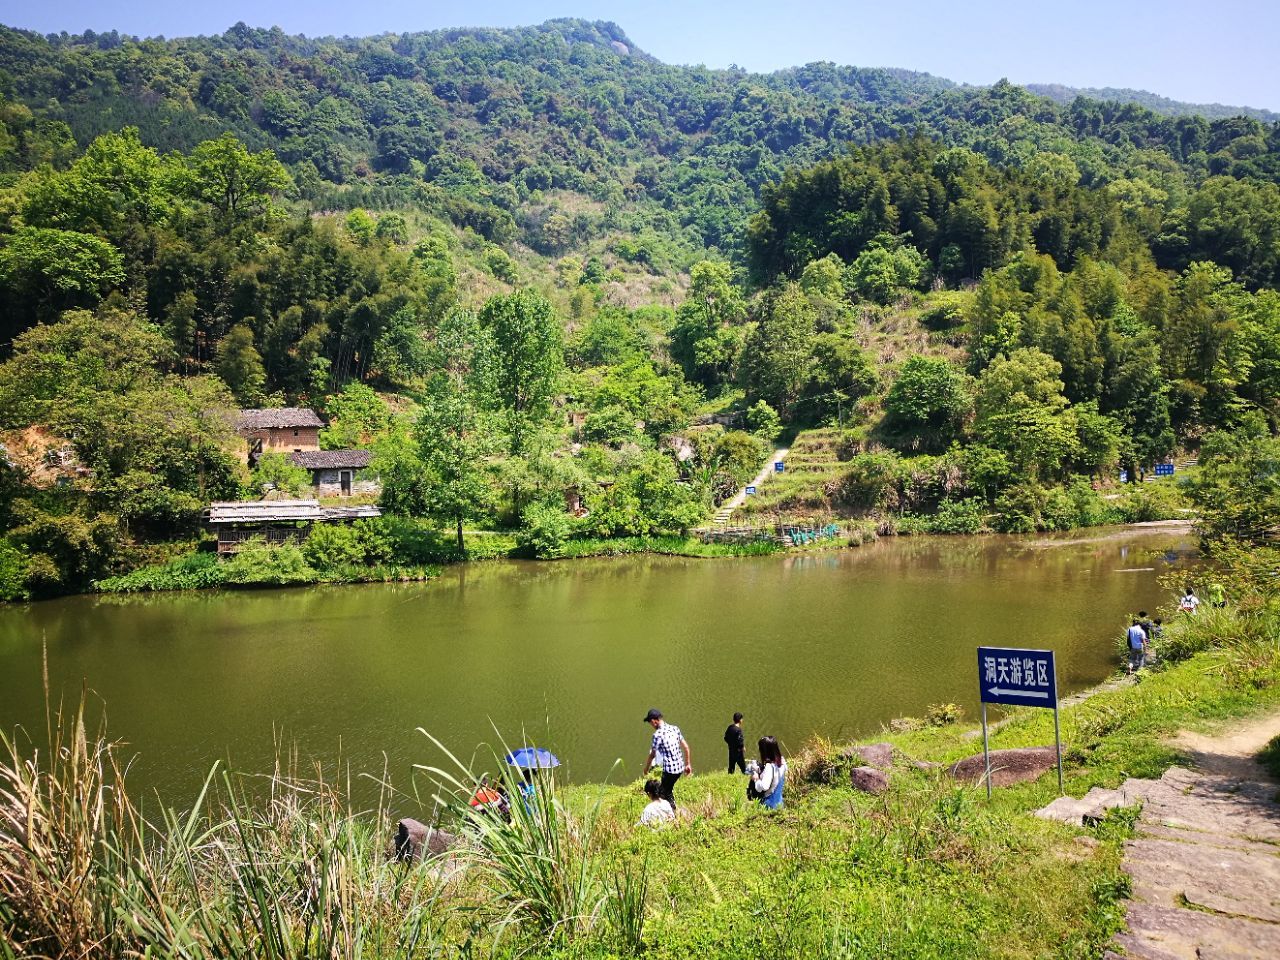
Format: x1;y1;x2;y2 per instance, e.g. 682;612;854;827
1;18;1279;600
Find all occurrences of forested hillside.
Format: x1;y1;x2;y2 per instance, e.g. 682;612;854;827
2;17;1280;600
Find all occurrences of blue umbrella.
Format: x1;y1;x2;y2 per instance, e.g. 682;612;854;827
505;747;561;770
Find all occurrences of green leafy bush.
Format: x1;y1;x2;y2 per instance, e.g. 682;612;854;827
518;503;579;558
220;541;317;586
96;551;225;593
0;538;30;601
929;498;988;534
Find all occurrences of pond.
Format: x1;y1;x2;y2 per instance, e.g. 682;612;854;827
0;526;1197;805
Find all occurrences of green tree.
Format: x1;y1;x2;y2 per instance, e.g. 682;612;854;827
0;227;124;331
670;261;747;389
414;309;499;548
216;323;267;405
320;382;391;449
739;283;817;416
479;290;563;453
250;451;312;498
184;133;290;227
883;355;972;446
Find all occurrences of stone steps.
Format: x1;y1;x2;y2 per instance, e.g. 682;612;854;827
1034;784;1136;826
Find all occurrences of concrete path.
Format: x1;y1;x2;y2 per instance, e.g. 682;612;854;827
1107;710;1280;960
711;446;789;524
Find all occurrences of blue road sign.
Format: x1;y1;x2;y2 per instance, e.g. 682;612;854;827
978;647;1057;708
775;461;785;472
1154;462;1175;477
745;485;756;495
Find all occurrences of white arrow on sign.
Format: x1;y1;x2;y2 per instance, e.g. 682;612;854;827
988;687;1050;699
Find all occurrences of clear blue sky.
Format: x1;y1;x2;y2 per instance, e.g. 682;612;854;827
2;0;1277;111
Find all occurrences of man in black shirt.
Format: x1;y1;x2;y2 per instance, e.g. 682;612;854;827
724;711;746;773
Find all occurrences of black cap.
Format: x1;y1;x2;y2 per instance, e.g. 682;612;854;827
643;708;663;722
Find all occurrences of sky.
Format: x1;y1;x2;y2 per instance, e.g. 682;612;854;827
2;0;1277;111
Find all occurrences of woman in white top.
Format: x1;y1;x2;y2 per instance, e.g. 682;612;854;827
749;736;787;810
637;778;675;826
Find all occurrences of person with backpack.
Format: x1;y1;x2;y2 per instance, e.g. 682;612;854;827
1179;586;1200;614
1126;618;1149;676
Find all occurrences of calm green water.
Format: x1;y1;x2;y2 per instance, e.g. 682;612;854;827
0;528;1195;804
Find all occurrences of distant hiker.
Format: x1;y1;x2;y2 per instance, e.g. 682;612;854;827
1138;610;1154;642
1126;618;1148;675
1179;586;1200;614
747;735;786;810
642;708;691;810
724;711;746;774
637;778;675;827
1208;582;1226;608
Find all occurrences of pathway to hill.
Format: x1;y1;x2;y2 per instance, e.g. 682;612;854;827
1106;709;1280;959
711;446;789;525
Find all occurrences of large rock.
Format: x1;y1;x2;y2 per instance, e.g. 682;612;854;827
849;766;890;794
846;742;894;769
949;747;1059;788
391;818;458;863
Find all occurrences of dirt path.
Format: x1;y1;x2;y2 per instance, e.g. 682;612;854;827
712;446;788;523
1107;709;1280;959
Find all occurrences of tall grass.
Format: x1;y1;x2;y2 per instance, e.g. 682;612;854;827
414;729;623;949
0;700;451;959
1;707;648;959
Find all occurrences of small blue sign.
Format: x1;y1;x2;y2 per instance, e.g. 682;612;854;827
745;485;756;495
1154;463;1175;477
775;461;785;472
978;647;1057;708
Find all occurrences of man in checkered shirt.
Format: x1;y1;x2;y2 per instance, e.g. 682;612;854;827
642;708;692;810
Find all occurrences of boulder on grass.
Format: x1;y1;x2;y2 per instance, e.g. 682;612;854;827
392;818;457;863
950;747;1059;788
849;766;890;795
846;742;894;770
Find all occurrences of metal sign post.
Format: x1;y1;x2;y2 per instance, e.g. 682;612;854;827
977;646;1062;797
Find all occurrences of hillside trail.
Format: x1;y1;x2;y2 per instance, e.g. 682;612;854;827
711;446;789;524
1107;707;1280;959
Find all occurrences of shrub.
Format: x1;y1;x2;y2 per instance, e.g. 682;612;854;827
518;502;579;558
992;483;1044;533
930;498;988;534
96;551;224;593
0;538;28;601
303;523;370;568
744;400;781;442
925;702;964;726
835;452;901;511
220;540;317;586
249;452;311;498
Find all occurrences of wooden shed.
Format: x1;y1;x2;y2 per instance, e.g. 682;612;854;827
206;500;381;554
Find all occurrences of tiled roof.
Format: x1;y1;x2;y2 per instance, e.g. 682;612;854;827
288;450;372;470
236;407;325;430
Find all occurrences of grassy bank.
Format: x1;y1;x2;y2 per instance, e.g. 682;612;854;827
6;547;1278;958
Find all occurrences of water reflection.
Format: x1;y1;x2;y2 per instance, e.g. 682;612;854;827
0;528;1197;804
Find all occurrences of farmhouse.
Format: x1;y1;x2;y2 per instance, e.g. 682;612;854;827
235;408;324;464
206;500;381;554
288;449;380;498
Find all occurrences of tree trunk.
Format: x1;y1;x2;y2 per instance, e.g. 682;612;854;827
456;515;464;551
